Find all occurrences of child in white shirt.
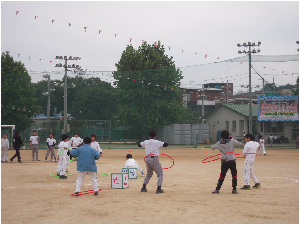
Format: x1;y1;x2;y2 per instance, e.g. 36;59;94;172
125;154;144;175
90;134;102;156
259;135;267;156
1;133;9;163
57;134;70;179
241;133;261;190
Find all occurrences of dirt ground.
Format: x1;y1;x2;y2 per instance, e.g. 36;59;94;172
1;147;299;224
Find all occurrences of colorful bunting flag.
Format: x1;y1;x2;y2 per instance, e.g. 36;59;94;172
205;54;207;58
99;30;102;34
130;38;132;42
16;11;19;15
52;19;55;23
84;27;87;32
34;15;38;19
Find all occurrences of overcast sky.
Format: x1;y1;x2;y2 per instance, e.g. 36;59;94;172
1;1;299;93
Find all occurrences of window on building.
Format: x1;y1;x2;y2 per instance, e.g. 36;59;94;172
264;121;284;133
225;121;229;130
232;120;236;130
264;122;272;133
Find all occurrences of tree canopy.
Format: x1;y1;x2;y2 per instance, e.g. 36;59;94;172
1;52;42;131
35;76;117;120
113;41;184;139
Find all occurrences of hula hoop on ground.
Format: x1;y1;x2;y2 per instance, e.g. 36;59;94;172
202;152;258;163
50;172;73;177
70;189;103;196
144;153;174;169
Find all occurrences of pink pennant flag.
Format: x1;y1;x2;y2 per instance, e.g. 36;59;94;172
155;42;157;47
240;62;243;64
130;38;132;42
39;59;41;61
35;15;38;19
205;54;208;58
263;67;266;68
217;57;220;59
16;11;19;15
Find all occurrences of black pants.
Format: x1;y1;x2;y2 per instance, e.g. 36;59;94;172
216;161;237;190
11;147;21;162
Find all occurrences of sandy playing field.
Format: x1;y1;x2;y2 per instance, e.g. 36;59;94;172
1;147;299;224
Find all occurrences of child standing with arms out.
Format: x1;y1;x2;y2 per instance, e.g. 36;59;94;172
91;134;102;156
259;135;267;156
70;137;100;196
125;154;144;175
45;133;56;162
57;134;70;179
1;133;9;163
138;130;168;194
211;130;243;194
30;131;40;161
241;133;261;190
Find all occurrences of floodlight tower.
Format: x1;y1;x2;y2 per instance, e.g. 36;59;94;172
237;41;261;134
55;56;81;134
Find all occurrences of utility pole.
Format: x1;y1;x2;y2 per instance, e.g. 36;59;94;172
237;41;261;134
226;80;229;104
43;74;51;122
55;56;81;134
201;84;205;117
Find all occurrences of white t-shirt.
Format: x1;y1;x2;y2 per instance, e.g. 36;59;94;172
47;138;56;146
125;158;143;172
260;139;264;146
30;135;39;145
57;141;70;157
243;141;260;159
91;141;102;153
140;139;164;156
70;137;83;147
1;138;9;149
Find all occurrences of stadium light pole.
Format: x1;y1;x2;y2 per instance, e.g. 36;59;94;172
237;41;261;134
55;56;81;134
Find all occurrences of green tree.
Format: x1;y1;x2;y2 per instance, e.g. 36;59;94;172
68;77;117;120
1;52;42;131
113;41;184;139
35;76;117;120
